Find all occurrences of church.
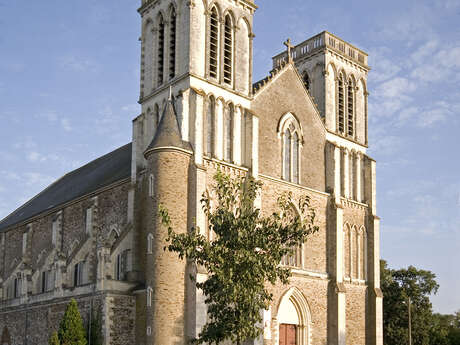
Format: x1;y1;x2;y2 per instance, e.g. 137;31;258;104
0;0;383;344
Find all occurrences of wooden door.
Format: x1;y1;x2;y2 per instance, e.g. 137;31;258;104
279;323;297;345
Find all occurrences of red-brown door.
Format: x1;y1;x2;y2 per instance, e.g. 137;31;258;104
279;324;297;345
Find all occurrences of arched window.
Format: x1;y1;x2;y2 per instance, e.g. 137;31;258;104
205;96;215;157
147;233;154;254
338;73;345;134
157;14;165;86
303;72;310;92
279;114;302;184
223;14;233;85
169;7;177;79
281;205;302;268
149;174;154;198
347;78;354;136
224;103;234;162
1;326;11;345
147;286;153;307
209;7;219;79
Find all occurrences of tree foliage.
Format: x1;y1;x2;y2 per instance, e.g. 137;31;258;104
160;171;318;345
58;298;87;345
49;331;60;345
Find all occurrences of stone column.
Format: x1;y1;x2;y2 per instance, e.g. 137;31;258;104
216;98;224;160
365;157;383;345
181;89;191;143
194;90;204;165
356;152;363;203
233;105;242;165
342;148;349;198
251;114;259;178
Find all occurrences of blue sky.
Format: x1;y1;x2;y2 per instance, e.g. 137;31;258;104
0;1;459;314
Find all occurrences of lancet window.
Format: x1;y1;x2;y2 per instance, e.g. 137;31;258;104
338;73;345;134
169;7;177;79
223;14;233;85
303;72;311;92
347;78;354;136
209;7;219;79
280;114;302;184
157;15;165;86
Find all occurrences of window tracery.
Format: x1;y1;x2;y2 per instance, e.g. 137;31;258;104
279;114;303;184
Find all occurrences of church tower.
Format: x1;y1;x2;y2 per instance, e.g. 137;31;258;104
132;0;257;176
132;1;258;344
272;31;369;148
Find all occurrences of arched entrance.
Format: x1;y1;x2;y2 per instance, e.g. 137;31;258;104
1;326;11;345
276;287;311;345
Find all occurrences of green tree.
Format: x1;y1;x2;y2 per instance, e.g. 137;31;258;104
58;298;87;345
49;331;60;345
381;260;439;345
160;171;318;345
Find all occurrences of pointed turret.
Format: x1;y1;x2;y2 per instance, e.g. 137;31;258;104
144;96;191;157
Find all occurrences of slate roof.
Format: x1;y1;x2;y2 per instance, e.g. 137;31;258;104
0;143;132;232
145;97;191;154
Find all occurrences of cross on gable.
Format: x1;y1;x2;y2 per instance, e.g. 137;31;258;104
284;38;294;62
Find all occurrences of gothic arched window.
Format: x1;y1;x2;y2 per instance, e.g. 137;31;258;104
223;14;233;85
347;78;355;136
224;103;234;162
169;7;177;80
205;96;215;157
157;14;165;86
303;72;311;92
279;114;303;184
209;7;219;79
338;73;345;134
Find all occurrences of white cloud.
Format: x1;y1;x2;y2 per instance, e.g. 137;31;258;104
34;111;72;131
58;56;97;72
121;104;140;113
61;118;72;132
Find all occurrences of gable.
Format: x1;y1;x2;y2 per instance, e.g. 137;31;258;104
251;64;326;192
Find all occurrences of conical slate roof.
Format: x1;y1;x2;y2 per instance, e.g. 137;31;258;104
145;97;191;155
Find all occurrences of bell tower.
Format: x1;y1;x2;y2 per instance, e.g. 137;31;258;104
272;31;370;147
133;0;257;176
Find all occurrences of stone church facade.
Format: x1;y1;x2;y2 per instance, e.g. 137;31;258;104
0;1;383;345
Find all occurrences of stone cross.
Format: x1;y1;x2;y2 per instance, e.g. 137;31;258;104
284;38;294;62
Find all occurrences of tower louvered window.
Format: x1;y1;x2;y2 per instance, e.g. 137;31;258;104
209;8;219;79
158;16;165;86
338;75;345;134
223;15;233;85
169;8;176;79
303;72;310;91
347;80;354;136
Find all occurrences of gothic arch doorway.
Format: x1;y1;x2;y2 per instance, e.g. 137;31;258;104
277;287;311;345
1;326;11;345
